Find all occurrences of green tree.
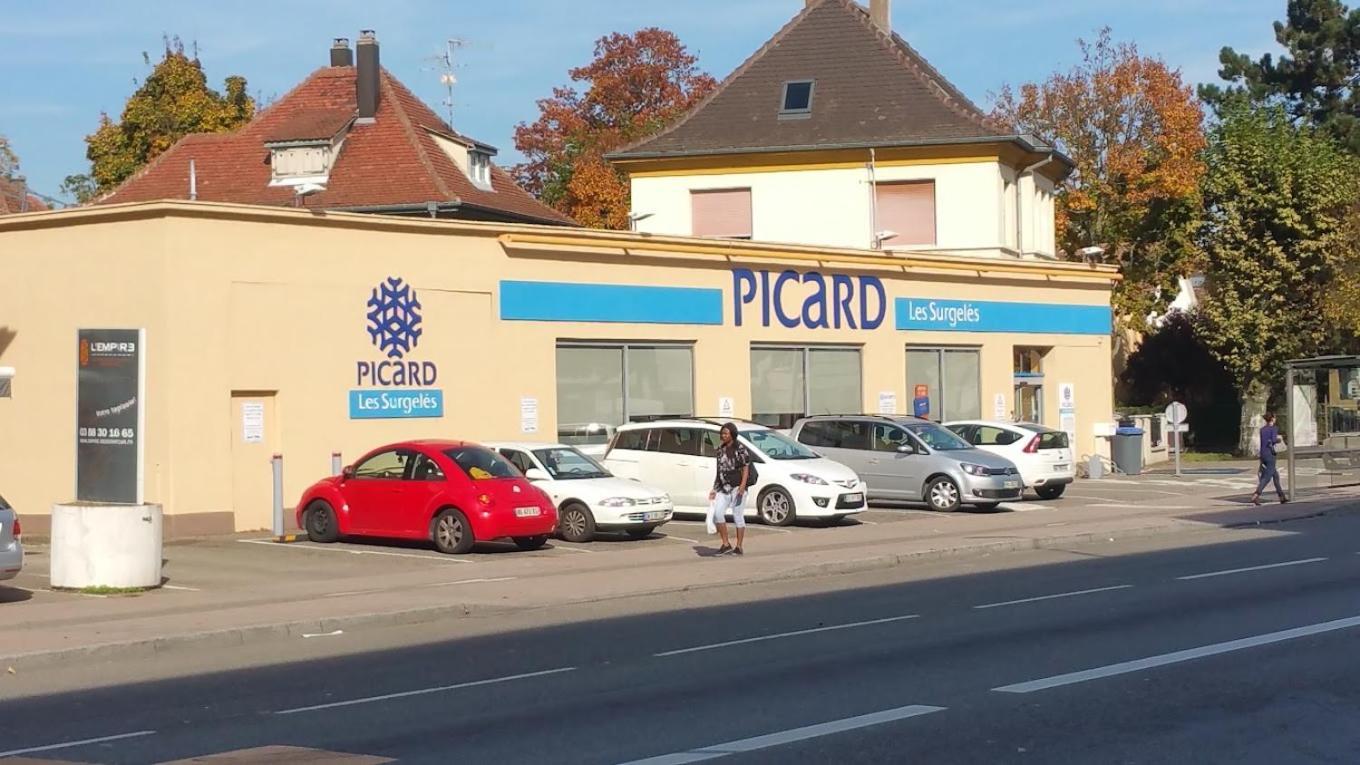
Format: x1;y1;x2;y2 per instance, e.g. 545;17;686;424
1196;100;1360;454
0;133;18;178
81;37;253;197
1200;0;1360;152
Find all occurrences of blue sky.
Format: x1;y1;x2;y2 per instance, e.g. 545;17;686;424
2;0;1287;202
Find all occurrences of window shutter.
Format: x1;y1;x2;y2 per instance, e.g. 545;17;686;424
875;181;936;246
691;189;752;238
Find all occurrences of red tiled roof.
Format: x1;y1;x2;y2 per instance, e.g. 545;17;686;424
0;176;49;214
100;66;574;225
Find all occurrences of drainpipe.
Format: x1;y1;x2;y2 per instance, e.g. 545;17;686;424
189;159;197;201
1015;155;1054;258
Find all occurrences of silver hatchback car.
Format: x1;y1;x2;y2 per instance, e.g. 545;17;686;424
790;415;1023;511
0;493;23;581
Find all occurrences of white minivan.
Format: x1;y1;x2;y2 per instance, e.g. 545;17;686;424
602;419;866;526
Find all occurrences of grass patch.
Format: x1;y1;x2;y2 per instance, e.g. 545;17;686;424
76;585;147;596
1180;451;1238;462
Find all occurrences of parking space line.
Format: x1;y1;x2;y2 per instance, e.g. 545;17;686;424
237;538;473;563
0;730;157;758
162;584;201;591
993;614;1360;694
1089;503;1193;510
546;545;594;554
655;614;919;657
973;584;1132;610
273;666;577;715
615;704;946;765
425;577;517;587
1176;557;1326;581
660;534;703;544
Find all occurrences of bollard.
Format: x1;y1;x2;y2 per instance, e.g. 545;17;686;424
272;454;284;538
332;451;343;476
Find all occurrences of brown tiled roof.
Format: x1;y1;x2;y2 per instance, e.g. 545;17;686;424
100;66;574;225
0;176;49;214
611;0;1008;159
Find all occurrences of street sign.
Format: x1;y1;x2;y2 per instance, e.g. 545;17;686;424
1163;401;1188;478
1164;401;1188;425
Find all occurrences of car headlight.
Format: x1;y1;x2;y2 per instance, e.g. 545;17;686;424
660;493;671;503
960;463;989;477
598;497;637;508
790;473;828;485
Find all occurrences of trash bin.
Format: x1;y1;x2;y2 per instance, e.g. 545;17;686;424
1112;426;1145;475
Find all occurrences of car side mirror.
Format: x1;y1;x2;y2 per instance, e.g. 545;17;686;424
524;468;550;481
341;466;355;480
897;444;916;455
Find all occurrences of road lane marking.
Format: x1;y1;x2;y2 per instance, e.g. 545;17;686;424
0;730;157;758
993;614;1360;694
1089;503;1193;510
1176;557;1327;581
655;615;919;657
274;667;578;715
237;538;473;563
425;576;517;587
973;584;1133;610
615;704;946;764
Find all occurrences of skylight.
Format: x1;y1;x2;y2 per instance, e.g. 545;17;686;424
781;80;815;115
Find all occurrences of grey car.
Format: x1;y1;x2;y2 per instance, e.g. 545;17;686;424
790;415;1024;511
0;493;23;582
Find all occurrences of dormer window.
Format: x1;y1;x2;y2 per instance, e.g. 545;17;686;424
469;150;493;190
780;80;815;117
262;109;353;188
267;142;335;183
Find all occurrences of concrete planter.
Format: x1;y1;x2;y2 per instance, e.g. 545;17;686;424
50;503;163;589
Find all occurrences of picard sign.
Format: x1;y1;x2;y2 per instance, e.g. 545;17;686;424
77;329;143;503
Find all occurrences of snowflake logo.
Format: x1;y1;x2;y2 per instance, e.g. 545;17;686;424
366;277;423;359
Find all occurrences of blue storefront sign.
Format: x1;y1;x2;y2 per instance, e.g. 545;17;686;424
500;281;722;324
895;297;1111;335
348;389;445;419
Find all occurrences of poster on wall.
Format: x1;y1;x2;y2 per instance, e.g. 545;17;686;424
878;391;898;415
76;329;143;504
242;402;265;444
912;384;930;418
520;397;539;434
993;393;1007;421
718;397;735;418
1058;382;1077;446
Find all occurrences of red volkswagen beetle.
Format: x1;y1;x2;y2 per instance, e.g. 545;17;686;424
296;440;558;554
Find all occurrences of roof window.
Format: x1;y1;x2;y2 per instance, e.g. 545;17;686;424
780;80;815;116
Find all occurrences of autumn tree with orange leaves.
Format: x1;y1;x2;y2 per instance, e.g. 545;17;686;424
513;28;716;229
992;28;1206;328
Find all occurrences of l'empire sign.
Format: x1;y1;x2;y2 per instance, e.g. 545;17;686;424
349;277;445;419
76;329;144;503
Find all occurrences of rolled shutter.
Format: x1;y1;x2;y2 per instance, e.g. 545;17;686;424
691;189;752;238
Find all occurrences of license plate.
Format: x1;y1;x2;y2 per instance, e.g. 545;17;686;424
1003;481;1020;489
514;506;541;518
1054;464;1069;472
843;493;864;504
645;511;665;521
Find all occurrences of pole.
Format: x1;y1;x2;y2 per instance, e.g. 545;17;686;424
271;453;284;538
1174;419;1181;478
332;451;342;476
1286;366;1296;501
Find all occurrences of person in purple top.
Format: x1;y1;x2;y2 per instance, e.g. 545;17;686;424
1251;412;1288;506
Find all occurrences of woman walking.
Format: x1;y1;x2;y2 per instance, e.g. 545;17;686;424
1251;412;1288;506
708;422;753;556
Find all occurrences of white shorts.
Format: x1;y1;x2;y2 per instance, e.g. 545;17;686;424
707;489;747;533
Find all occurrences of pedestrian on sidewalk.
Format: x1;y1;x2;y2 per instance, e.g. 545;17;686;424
1251;412;1288;506
708;422;753;556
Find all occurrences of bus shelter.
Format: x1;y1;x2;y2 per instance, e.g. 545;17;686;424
1286;355;1360;497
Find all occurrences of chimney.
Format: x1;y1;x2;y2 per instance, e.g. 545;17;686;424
356;30;380;122
330;37;352;67
869;0;891;33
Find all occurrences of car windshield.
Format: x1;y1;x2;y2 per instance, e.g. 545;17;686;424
532;447;611;480
444;446;519;480
741;429;819;460
907;423;974;451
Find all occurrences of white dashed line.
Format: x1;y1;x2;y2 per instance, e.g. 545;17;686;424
973;584;1133;610
274;667;578;715
0;731;157;758
655;614;919;657
1176;558;1326;581
237;538;473;563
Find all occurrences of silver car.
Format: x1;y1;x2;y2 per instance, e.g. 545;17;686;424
790;415;1023;511
0;493;23;581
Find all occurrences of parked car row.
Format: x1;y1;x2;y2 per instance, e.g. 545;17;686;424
292;415;1076;556
0;493;22;582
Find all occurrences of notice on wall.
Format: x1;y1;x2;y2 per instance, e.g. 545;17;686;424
1058;383;1077;446
520;397;539;434
1060;412;1078;444
1059;383;1076;410
993;393;1007;421
718;396;735;418
242;402;265;444
877;391;897;415
76;328;143;504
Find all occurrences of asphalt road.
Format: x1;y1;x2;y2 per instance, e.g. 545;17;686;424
5;510;1360;764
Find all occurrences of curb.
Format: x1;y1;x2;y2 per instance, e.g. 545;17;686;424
3;500;1355;671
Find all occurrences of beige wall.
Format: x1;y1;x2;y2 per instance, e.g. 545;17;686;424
0;203;1113;534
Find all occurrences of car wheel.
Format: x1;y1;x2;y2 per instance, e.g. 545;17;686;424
758;487;795;527
1036;484;1066;500
558;503;596;543
513;534;549;551
626;525;657;540
432;508;475;554
925;477;962;512
304;500;339;543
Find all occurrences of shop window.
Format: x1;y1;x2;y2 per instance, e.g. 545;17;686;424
555;343;694;444
906;347;980;421
1013;346;1049;424
691;188;752;239
874;181;936;247
751;345;862;429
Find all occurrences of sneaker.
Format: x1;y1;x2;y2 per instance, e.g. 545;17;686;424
716;544;732;555
733;547;744;556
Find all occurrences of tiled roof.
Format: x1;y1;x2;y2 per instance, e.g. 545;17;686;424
100;66;574;225
611;0;1006;159
0;176;49;214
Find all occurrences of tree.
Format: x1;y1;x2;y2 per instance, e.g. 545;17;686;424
992;28;1207;329
79;37;253;198
1200;0;1360;152
0;134;18;178
1196;100;1360;454
59;174;100;205
513;28;716;228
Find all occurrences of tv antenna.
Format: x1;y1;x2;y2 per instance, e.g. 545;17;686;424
426;38;467;131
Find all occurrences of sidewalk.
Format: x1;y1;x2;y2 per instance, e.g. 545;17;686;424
3;484;1357;670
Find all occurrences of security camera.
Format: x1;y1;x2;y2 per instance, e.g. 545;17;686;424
873;230;898;248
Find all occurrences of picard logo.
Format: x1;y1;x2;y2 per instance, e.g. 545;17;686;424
356;276;439;387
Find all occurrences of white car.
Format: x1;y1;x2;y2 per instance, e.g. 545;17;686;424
488;442;673;543
602;419;867;526
0;493;23;582
943;421;1076;499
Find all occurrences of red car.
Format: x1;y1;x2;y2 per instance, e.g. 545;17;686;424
296;440;558;554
